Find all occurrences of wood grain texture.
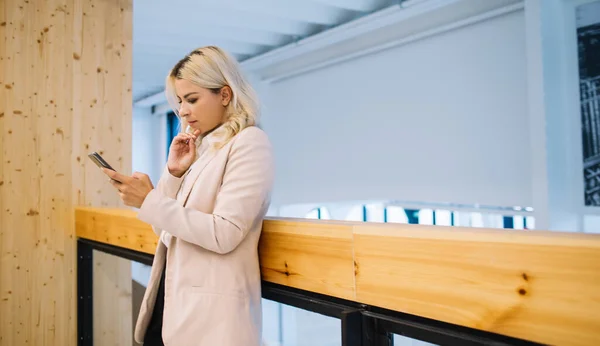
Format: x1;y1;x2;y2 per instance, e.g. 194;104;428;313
72;1;134;344
353;223;600;346
75;207;158;255
259;218;356;301
75;208;600;346
0;0;132;344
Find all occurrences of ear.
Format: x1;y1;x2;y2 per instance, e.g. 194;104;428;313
220;86;232;107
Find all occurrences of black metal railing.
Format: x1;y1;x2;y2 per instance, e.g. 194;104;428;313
77;238;543;346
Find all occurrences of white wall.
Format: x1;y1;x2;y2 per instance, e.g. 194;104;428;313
132;106;166;185
131;106;166;286
261;9;530;209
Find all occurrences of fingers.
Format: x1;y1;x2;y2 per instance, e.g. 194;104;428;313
108;179;122;193
102;168;129;183
189;135;196;150
174;132;198;145
175;132;196;141
132;172;154;188
132;171;147;179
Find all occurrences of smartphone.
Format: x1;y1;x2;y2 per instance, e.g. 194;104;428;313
88;152;116;171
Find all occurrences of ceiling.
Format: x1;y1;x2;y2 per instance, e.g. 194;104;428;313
132;0;397;102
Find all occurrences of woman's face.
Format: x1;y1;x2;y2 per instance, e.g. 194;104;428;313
175;79;231;135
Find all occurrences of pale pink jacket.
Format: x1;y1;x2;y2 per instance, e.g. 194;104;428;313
134;126;274;346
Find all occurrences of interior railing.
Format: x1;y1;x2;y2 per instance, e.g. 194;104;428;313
75;207;600;346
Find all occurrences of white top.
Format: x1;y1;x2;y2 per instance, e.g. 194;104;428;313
160;129;221;248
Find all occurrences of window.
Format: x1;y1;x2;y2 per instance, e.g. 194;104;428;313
434;209;452;226
345;205;365;221
166;111;179;160
418;209;434;225
365;203;385;222
305;207;331;220
386;206;409;224
301;203;533;229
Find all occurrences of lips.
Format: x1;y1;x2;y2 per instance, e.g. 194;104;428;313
188;120;197;124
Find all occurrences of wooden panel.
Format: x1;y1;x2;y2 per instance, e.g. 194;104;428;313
75;208;600;345
71;0;133;344
1;0;78;344
259;218;356;300
0;0;132;344
353;223;600;346
75;207;157;255
75;210;357;301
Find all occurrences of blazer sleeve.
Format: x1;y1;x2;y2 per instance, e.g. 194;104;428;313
145;165;185;237
155;165;185;200
137;127;275;254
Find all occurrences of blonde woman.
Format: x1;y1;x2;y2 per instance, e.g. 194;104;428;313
104;46;274;346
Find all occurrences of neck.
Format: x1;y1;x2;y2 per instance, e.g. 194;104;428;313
200;123;222;138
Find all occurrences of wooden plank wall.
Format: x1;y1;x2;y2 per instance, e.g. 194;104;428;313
75;208;600;346
0;0;133;345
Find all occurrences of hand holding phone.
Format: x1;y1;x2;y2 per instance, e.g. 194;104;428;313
88;151;154;208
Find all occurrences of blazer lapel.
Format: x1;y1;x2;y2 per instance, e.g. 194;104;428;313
177;148;219;206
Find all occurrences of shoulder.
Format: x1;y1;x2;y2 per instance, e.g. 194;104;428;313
231;126;272;148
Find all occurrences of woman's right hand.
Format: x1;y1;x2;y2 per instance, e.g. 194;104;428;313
167;129;201;177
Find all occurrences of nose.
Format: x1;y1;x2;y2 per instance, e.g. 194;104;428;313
179;104;190;118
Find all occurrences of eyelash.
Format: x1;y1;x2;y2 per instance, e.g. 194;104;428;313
177;98;197;105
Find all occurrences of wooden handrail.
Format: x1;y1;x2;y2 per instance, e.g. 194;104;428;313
75;206;600;346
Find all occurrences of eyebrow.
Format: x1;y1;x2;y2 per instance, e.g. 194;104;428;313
177;92;199;100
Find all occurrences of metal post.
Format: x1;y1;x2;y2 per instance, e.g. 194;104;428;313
341;310;362;346
362;314;392;346
77;240;93;346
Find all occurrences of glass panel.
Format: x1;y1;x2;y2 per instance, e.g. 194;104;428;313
393;334;438;346
387;206;409;223
305;208;320;219
346;205;365;221
526;216;536;230
584;214;600;233
262;299;283;345
320;207;332;220
93;251;135;345
418;209;434;225
513;215;525;230
470;212;484;227
262;299;340;346
365;203;385;222
453;211;471;226
482;213;504;228
434;209;452;226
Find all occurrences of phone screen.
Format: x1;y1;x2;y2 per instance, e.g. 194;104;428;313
88;152;116;171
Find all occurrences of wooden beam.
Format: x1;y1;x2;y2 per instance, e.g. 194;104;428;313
353;223;600;346
75;207;600;346
75;207;157;255
259;218;356;300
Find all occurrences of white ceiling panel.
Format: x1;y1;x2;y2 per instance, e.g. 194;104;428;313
132;0;396;104
134;2;322;36
185;0;359;25
135;37;267;56
134;23;291;47
307;0;394;12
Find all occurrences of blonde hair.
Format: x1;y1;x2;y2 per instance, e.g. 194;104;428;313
165;46;259;148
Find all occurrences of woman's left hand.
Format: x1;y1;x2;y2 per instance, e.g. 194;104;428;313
103;168;154;208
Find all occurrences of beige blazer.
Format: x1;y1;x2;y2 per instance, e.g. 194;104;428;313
134;126;274;346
